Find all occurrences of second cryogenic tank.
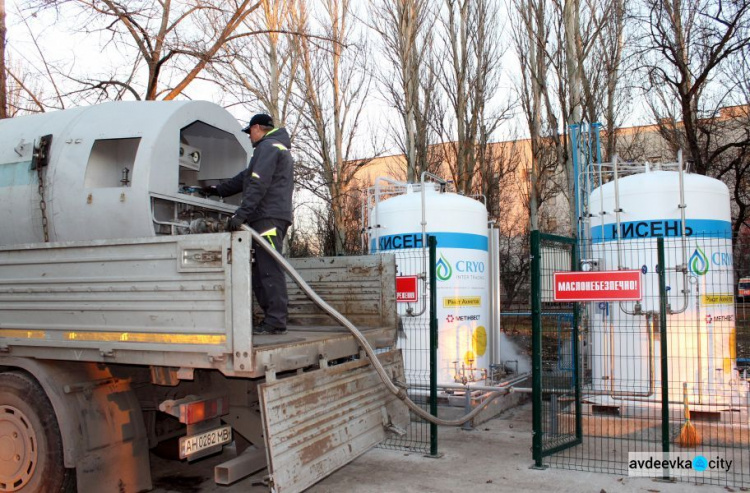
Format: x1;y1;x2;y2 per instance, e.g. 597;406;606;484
370;183;492;384
588;168;739;405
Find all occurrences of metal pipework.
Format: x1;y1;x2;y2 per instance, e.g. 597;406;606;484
669;149;690;315
400;171;448;319
612;154;644;317
368;176;430;317
242;225;509;427
371;176;405;255
609;312;655;400
409;373;531;393
613;154;624;270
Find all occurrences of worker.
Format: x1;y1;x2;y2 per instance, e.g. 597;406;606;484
203;114;294;335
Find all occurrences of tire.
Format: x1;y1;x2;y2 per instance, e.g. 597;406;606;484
0;372;75;492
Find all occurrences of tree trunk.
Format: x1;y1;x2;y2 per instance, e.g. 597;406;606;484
0;0;7;119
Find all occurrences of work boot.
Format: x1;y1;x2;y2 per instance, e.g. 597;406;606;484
253;322;287;335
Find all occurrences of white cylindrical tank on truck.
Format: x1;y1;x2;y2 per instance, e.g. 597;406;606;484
0;101;249;245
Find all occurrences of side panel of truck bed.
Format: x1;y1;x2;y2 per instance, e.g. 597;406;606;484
0;233;253;371
259;349;409;493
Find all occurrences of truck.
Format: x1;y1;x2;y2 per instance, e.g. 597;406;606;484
740;277;750;301
0;101;409;493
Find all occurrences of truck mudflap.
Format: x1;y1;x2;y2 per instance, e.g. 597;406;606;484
259;349;408;493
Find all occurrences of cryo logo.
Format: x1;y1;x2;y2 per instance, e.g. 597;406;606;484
689;247;709;276
710;251;733;267
436;254;453;281
456;260;485;273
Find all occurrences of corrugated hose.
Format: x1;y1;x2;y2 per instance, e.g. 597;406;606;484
243;225;513;426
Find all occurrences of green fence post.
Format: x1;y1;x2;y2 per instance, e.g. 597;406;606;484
531;230;544;468
572;240;582;441
429;235;439;457
657;238;670;473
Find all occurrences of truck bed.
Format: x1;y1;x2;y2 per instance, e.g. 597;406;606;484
0;232;397;378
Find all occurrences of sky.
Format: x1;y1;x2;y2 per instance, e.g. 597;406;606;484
6;0;654;157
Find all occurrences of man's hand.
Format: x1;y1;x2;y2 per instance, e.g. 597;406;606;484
201;185;218;196
228;216;246;231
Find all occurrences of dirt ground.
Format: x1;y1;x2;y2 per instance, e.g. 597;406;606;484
151;402;732;493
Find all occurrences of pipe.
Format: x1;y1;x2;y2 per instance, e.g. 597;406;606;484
408;373;531;393
403;172;448;319
670;149;690;314
488;226;502;369
242;225;508;426
368;177;428;317
371;176;406;254
360;198;367;253
693;277;703;404
609;313;655;399
613;155;641;317
613;154;623;270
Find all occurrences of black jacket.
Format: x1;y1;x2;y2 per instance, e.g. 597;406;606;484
216;128;294;224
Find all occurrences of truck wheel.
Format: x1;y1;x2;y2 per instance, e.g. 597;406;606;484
0;372;75;492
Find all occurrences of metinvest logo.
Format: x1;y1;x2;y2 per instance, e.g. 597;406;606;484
436;254;452;281
689;246;709;276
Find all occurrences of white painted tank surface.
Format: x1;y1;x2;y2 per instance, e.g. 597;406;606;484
370;185;490;384
588;170;740;405
0;101;250;246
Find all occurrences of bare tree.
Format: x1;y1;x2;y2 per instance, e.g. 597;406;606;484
23;0;262;102
511;0;558;231
437;0;509;196
293;0;373;255
640;0;750;175
214;0;301;128
370;0;443;182
0;0;7;118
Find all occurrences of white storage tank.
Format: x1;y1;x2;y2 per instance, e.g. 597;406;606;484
588;169;739;405
370;185;491;384
0;101;250;246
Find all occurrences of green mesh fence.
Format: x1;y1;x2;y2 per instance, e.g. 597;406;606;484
531;231;750;488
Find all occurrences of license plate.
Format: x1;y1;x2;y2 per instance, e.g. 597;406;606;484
179;425;232;459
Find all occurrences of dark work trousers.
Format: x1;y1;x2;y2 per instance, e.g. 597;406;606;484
249;218;291;329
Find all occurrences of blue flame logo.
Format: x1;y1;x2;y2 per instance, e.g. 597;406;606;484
436;254;453;281
689;247;709;276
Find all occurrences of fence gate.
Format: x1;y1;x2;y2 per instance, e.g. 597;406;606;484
530;231;582;467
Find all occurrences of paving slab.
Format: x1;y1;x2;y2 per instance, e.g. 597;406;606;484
152;402;729;493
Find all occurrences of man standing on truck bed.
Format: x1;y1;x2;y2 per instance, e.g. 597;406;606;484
203;114;294;335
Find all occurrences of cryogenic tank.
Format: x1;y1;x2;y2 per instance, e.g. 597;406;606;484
588;169;739;405
370;184;490;384
0;101;250;246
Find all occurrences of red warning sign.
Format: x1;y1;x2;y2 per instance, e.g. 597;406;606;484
396;276;418;303
553;270;642;301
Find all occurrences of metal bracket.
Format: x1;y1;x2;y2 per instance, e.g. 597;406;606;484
99;348;115;358
381;407;407;436
208;352;226;363
30;134;53;170
177;367;195;380
265;366;277;383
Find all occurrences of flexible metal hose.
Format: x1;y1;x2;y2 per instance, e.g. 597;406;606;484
243;225;514;426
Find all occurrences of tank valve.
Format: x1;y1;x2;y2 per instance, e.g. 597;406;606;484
633;302;643;315
121;167;131;187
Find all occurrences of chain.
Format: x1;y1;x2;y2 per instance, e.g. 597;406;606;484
36;161;49;243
